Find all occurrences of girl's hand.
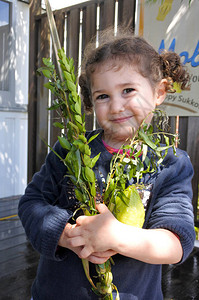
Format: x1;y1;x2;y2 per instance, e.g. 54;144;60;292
60;204;183;264
66;203;120;259
58;222;82;256
58;216;117;263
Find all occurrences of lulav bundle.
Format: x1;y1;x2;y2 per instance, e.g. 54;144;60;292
38;49;119;299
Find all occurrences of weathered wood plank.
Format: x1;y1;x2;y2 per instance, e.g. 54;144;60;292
0;267;37;299
28;1;42;182
0;225;25;241
0;207;19;219
162;247;199;299
35;17;50;173
118;0;136;29
0;234;27;251
99;0;115;30
0;243;32;264
0;244;39;277
82;3;97;49
82;3;97;131
66;8;80;73
0;201;18;212
178;116;188;151
0;220;22;233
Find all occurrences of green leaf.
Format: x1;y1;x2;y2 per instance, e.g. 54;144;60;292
71;91;78;101
48;102;61;110
53;122;64;129
88;133;100;144
63;71;72;81
75;149;81;182
104;178;115;200
129;165;136;179
65;174;78;185
44;82;54;92
90;153;101;168
75;102;81;115
164;134;170;146
74;114;82;124
75;188;83;201
156;145;172;152
71;73;76;82
59;51;70;72
58;136;71;150
73;139;86;153
84;166;95;183
83;154;92;168
67;121;79;134
83;144;91;156
78;134;87;143
81;259;97;290
69;103;76;113
67;80;77;93
69;57;74;71
75;122;84;133
138;130;157;150
42;69;52;79
77;94;81;106
90;182;96;197
42;57;54;69
65;150;81;182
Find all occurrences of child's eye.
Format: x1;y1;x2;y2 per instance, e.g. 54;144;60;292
96;94;109;100
123;88;135;94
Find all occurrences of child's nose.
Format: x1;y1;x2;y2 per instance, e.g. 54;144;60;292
109;97;125;114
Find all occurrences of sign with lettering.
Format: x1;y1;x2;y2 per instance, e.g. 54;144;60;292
137;0;199;116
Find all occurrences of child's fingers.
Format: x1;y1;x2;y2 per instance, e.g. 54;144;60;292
79;246;93;259
88;255;110;264
96;203;110;214
92;250;117;257
67;236;85;248
87;250;117;264
76;215;90;226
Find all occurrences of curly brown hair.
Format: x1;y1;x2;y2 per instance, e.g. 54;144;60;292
79;27;190;113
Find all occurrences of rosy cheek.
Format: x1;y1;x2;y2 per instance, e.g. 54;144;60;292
95;106;105;121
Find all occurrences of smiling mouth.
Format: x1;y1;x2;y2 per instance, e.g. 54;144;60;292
111;116;133;123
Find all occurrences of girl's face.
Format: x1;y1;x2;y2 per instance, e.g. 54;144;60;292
91;62;166;148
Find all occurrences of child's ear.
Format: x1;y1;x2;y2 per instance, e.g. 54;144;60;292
155;79;167;106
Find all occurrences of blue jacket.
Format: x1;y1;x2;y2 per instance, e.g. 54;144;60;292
18;130;195;300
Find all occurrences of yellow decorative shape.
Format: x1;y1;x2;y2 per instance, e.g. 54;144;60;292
173;82;182;93
156;0;173;21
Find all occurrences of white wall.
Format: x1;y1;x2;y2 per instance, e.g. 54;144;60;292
0;1;29;198
0;112;28;197
49;0;91;10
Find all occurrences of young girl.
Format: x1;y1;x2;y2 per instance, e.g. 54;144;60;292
18;28;195;300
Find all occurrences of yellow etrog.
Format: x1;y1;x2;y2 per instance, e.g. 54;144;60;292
114;185;145;228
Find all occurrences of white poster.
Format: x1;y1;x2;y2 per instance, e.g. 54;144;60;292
136;0;199;116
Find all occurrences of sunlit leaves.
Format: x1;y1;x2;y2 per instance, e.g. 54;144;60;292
104;110;178;207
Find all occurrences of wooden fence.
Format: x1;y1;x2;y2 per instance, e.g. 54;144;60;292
28;0;199;224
